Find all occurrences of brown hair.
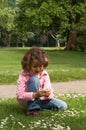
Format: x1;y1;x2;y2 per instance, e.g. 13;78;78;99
21;47;49;71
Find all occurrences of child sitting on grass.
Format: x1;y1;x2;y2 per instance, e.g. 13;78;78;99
16;47;67;116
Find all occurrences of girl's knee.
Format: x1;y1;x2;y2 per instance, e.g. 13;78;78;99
28;76;39;84
27;76;40;92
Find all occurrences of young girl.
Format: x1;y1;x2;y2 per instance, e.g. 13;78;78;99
16;47;67;116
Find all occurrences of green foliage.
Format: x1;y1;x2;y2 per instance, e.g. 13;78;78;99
16;0;86;33
0;5;16;46
0;0;86;48
16;0;66;31
0;0;16;8
15;0;86;50
0;0;8;8
0;7;15;31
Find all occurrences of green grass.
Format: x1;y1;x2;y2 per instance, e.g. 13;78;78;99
0;48;86;130
0;47;86;84
0;94;86;130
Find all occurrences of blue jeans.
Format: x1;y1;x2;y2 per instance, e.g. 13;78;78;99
27;76;67;111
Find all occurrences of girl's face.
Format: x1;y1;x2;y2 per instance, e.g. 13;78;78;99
30;60;44;75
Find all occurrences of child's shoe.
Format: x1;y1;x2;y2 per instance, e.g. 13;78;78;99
27;110;40;116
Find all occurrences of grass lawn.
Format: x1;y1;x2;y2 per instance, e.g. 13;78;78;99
0;94;86;130
0;47;86;130
0;47;86;84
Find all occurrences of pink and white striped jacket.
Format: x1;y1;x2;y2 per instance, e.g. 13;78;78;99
16;69;54;107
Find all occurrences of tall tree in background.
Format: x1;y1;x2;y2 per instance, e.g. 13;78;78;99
66;0;86;50
16;0;86;50
0;7;16;47
0;0;16;47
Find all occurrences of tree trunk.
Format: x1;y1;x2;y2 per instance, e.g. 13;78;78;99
65;30;78;50
22;42;25;47
7;33;11;47
50;33;59;47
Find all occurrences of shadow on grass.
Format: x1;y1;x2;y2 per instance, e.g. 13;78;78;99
0;98;25;117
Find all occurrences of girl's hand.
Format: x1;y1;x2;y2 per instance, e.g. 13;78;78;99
39;89;51;97
32;89;51;99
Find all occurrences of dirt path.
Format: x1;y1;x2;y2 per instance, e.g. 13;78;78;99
0;80;86;98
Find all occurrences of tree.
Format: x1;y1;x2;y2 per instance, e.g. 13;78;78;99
0;0;16;47
65;0;86;50
16;0;86;50
0;7;16;47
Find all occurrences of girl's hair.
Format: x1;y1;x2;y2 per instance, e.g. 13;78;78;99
21;47;49;71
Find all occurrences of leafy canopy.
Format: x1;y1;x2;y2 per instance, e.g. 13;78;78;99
16;0;86;33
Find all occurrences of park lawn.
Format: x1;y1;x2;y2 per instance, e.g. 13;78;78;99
0;47;86;84
0;48;86;130
0;94;86;130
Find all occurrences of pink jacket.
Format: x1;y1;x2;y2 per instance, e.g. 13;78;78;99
16;69;54;107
